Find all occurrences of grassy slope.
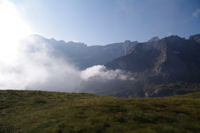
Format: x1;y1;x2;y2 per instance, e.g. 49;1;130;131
0;90;200;133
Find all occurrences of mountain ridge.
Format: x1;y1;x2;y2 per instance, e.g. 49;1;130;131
26;34;138;69
106;35;200;82
100;34;200;97
24;34;200;97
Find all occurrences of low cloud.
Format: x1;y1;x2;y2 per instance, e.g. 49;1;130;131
0;35;134;92
0;0;134;92
81;65;134;81
0;36;79;90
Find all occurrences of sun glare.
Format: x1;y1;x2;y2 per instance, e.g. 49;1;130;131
0;0;32;63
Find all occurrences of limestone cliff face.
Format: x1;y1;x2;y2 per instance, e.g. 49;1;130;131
106;35;200;83
153;40;167;75
77;34;200;97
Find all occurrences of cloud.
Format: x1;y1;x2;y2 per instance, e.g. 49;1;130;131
0;35;81;91
81;65;134;81
0;0;135;92
0;34;135;92
192;9;200;18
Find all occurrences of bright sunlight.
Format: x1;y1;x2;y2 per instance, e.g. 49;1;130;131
0;0;31;63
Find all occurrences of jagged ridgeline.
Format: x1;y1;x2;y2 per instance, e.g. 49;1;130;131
79;34;200;97
25;34;200;97
27;35;137;69
105;34;200;97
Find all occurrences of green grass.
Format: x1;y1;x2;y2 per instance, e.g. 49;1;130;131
0;90;200;133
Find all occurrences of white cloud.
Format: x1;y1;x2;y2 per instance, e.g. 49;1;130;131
0;0;135;92
0;34;135;91
192;9;200;18
0;36;77;90
81;65;134;81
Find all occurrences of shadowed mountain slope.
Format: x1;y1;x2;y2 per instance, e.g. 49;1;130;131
81;34;200;97
106;35;200;83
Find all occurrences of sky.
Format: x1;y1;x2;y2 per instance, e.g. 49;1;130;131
2;0;200;45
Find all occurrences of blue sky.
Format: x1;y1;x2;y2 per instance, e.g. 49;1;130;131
11;0;200;45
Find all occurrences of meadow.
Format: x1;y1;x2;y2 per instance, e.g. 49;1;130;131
0;90;200;133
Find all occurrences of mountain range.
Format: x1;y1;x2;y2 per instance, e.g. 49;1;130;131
106;35;200;82
27;35;137;69
25;34;200;97
104;34;200;97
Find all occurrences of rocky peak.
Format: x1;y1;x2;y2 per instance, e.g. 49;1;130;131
106;34;200;82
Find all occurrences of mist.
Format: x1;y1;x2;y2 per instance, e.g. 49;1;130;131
0;1;135;92
0;35;134;92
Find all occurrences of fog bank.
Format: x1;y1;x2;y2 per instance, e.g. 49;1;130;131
0;35;134;92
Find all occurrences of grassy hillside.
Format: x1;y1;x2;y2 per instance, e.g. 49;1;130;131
0;90;200;133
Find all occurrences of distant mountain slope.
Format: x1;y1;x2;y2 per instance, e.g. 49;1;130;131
106;35;200;82
101;35;200;97
26;35;137;69
23;34;200;97
1;90;200;133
